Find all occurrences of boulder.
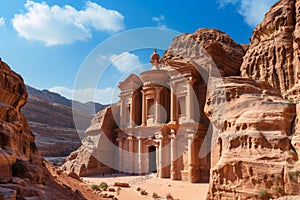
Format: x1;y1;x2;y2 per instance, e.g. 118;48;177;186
113;182;130;188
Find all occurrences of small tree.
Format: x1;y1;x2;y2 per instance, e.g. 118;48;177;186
258;189;269;200
99;182;108;190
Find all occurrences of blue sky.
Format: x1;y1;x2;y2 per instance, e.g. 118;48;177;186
0;0;277;104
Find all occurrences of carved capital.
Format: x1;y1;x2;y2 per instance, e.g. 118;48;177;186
188;77;196;86
127;136;136;141
168;134;176;140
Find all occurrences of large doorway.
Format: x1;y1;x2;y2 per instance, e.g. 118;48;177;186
148;145;157;173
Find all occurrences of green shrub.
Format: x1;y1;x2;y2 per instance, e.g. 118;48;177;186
274;185;281;193
274;175;280;181
288;171;300;182
289;149;296;155
288;99;294;103
99;182;108;190
91;185;100;190
258;189;269;199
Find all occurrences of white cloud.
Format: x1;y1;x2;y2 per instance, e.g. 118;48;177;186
12;1;125;46
109;52;142;73
217;0;277;27
0;17;5;26
152;15;167;28
49;86;120;104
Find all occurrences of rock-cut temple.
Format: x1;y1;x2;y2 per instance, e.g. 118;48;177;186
102;49;210;183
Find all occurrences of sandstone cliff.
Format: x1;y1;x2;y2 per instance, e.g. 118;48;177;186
0;60;43;182
0;60;107;200
240;0;300;101
207;0;300;199
205;77;297;199
161;28;246;77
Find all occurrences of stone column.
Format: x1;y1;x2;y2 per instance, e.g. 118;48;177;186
169;131;177;180
155;87;163;124
128;137;135;175
186;78;196;123
129;92;137;127
157;132;170;178
155;144;159;177
141;90;147;126
116;138;124;173
170;82;176;123
186;130;197;183
120;96;125;128
137;137;144;175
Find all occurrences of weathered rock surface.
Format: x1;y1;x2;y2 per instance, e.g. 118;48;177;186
62;106;119;177
240;0;300;101
161;28;246;77
205;77;298;199
0;60;43;182
0;60;108;200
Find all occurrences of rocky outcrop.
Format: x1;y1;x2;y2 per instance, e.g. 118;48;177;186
240;0;300;101
0;60;43;182
161;28;246;77
62;105;119;177
0;60;101;200
205;77;298;199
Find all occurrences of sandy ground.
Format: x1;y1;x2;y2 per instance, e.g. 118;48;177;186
83;174;209;200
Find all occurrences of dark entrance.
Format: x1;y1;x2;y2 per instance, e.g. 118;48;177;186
148;145;157;173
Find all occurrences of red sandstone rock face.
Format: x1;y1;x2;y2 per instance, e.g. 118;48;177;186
62;105;119;177
240;0;300;100
205;77;298;199
161;28;245;77
0;61;43;182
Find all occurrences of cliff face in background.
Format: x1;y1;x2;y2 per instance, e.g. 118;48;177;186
22;86;108;157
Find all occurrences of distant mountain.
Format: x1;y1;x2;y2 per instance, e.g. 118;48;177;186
26;85;107;115
23;85;109;157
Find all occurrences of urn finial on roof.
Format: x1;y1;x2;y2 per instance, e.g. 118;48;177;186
150;48;160;68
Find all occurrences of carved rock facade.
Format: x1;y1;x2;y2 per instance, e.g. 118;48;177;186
63;28;246;184
62;106;119;177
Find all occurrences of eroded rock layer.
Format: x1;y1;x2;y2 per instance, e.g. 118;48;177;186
0;61;43;182
161;28;246;77
240;0;300;101
205;77;298;199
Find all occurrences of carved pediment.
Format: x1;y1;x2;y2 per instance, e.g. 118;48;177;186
118;74;142;92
